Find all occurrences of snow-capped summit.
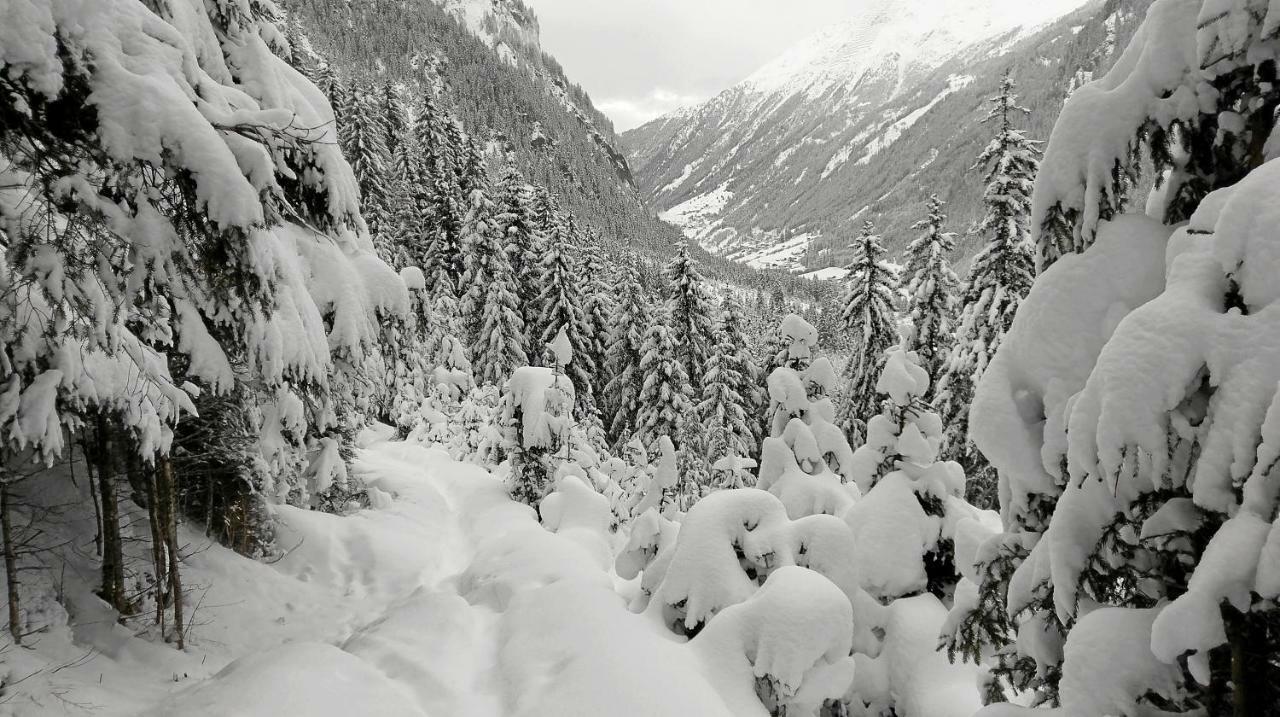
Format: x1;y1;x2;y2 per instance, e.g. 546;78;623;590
623;0;1136;273
745;0;1089;99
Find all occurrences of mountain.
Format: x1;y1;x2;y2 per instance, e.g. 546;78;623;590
281;0;701;269
622;0;1153;273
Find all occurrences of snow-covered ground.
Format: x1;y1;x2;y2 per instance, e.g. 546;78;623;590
2;438;762;716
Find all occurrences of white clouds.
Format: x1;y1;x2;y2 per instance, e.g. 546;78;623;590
523;0;858;130
596;89;705;131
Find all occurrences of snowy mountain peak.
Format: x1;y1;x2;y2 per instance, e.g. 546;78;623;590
743;0;1093;99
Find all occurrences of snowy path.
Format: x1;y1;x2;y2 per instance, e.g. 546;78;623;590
8;440;742;716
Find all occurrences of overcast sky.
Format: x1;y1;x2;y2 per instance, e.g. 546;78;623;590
523;0;859;132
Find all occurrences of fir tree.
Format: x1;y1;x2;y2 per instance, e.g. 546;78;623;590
837;220;899;445
460;188;527;385
604;262;649;445
378;79;410;159
315;63;351;134
698;299;758;470
578;241;614;401
664;242;717;392
493;163;541;324
344;86;392;238
902;194;960;392
635;317;695;452
532;208;598;415
935;72;1036;508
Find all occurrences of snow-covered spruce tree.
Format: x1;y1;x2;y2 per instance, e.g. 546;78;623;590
378;78;410;160
343;84;392;240
756;315;859;519
699;299;760;476
604;261;650;445
493;162;542;329
846;341;974;601
902;194;960;393
579;242;615;402
0;0;405;640
635;316;695;458
531;208;598;416
461;188;528;387
491;332;578;508
951;6;1280;713
934;72;1037;511
837;220;899;446
664;241;717;392
315;62;351;133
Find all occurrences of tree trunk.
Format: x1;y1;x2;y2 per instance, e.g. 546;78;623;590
1;475;21;645
159;456;184;649
94;415;127;614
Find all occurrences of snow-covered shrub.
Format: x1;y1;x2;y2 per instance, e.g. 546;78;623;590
646;489;858;637
694;566;855;717
757;317;858;519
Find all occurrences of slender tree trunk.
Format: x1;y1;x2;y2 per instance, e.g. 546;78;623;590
94;415;127;614
1;474;21;645
144;462;166;629
159;456;184;649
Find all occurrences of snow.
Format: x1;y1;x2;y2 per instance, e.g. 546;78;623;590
857;595;985;717
10;441;824;716
658;182;734;244
744;0;1089;100
970;215;1172;528
1056;606;1189;717
800;266;850;281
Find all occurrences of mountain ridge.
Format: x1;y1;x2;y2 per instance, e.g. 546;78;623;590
623;0;1151;273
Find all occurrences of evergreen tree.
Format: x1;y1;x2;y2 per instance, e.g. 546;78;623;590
579;241;615;401
378;79;410;158
315;62;351;134
698;299;758;470
934;72;1036;508
837;220;899;445
532;208;598;415
604;262;649;445
664;242;717;392
635;317;695;452
344;86;392;239
460;188;527;385
493;163;541;326
902;194;960;393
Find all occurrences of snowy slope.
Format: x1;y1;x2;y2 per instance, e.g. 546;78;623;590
623;0;1149;271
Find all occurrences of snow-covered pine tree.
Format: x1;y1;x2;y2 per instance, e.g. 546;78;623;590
949;7;1280;713
579;242;615;403
421;172;466;298
699;299;760;473
664;242;717;392
531;208;598;416
460;188;528;386
315;62;351;135
934;72;1036;509
343;84;392;239
837;220;899;446
493;162;542;327
902;194;960;393
635;316;695;454
378;79;410;160
604;262;649;445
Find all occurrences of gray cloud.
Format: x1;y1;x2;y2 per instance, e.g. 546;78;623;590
524;0;860;131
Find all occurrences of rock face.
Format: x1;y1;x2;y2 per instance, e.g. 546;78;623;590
623;0;1153;272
